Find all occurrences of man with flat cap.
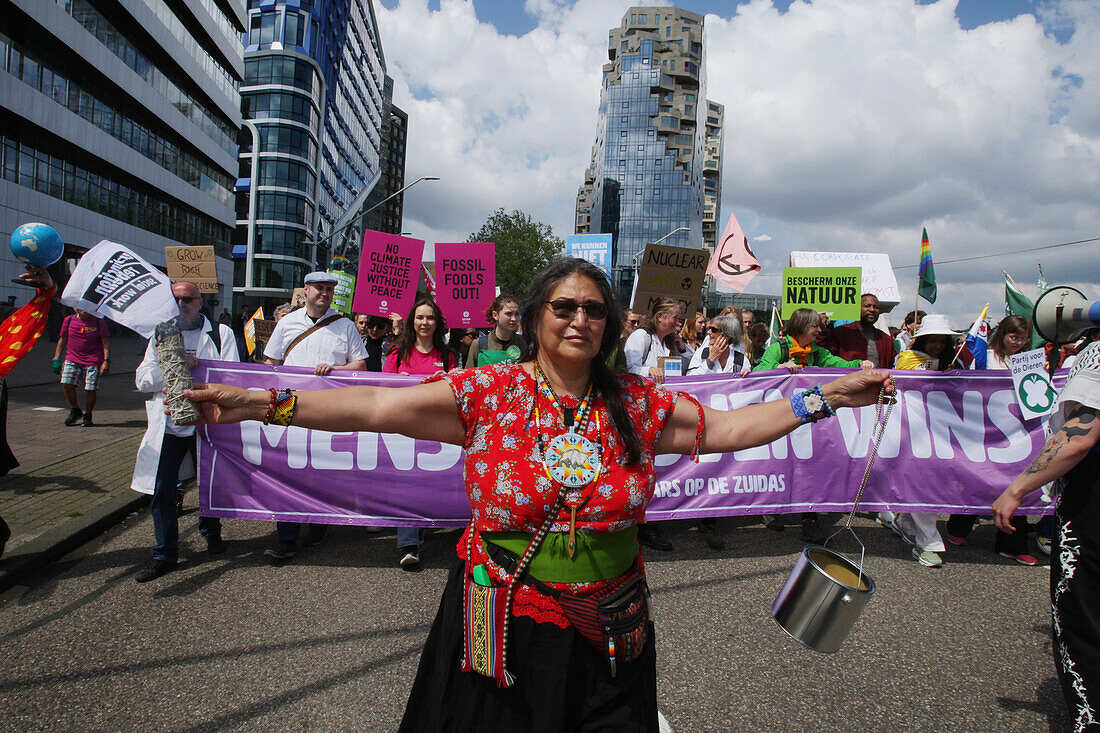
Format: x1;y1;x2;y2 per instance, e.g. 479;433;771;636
263;271;368;563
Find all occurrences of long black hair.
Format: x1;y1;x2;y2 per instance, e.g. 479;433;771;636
520;258;642;465
389;296;451;371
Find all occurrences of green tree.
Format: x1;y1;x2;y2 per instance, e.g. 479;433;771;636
468;208;563;299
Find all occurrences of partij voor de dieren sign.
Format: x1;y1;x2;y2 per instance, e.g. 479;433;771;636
781;267;862;320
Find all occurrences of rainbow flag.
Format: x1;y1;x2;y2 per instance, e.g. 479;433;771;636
331;251;349;266
917;227;937;304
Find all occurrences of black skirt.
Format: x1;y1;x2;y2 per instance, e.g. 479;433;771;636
1052;453;1100;731
399;556;659;733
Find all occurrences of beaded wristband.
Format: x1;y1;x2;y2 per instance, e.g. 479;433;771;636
263;387;278;425
790;385;834;424
271;389;297;426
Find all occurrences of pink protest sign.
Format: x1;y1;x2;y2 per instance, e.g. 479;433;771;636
352;230;424;318
434;242;496;327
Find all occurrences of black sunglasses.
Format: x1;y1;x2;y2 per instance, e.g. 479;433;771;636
707;326;721;333
175;296;198;304
545;299;608;320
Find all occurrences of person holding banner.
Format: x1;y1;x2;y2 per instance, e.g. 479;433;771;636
466;294;526;368
880;315;958;567
993;341;1100;732
132;281;239;582
687;315;746;376
945;316;1039;564
182;257;895;730
384;296;458;567
263;272;367;562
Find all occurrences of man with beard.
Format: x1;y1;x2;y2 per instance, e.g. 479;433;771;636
821;293;896;369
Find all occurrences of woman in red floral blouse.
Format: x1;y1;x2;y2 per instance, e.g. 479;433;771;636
188;258;894;732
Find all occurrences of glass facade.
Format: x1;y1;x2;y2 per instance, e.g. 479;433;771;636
55;0;238;155
236;0;388;306
576;7;722;300
361;76;407;236
0;31;233;206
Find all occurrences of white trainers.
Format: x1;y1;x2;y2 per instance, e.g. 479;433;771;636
879;514;916;546
913;548;943;567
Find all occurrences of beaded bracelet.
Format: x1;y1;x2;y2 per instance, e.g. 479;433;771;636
263;387;278;425
790;385;835;424
271;389;297;426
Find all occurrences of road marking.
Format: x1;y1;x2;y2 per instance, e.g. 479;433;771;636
33;406;65;412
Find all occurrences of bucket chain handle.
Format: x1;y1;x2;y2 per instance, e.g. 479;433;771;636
824;385;898;575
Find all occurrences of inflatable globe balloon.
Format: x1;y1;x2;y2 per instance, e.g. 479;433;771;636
9;222;64;267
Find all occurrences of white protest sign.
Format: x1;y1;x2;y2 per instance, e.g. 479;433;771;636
788;251;900;311
1009;348;1058;420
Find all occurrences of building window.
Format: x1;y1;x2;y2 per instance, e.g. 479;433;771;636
639;14;647;23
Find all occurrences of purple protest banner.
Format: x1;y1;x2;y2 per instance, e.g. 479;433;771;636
434;242;495;327
352;230;424;318
196;363;1060;527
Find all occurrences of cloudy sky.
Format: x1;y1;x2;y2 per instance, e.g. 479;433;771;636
374;0;1100;326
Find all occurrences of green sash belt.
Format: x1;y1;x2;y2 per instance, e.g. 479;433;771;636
482;526;638;584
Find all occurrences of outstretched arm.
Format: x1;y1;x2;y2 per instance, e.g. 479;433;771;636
185;379;466;445
993;403;1100;532
656;368;894;455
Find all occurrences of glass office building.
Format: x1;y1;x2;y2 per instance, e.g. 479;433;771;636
235;0;388;308
361;75;407;236
576;7;722;298
1;0;244;308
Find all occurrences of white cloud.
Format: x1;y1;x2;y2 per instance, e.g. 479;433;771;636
375;0;1100;325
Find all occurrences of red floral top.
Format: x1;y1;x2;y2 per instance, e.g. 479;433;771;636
432;363;682;628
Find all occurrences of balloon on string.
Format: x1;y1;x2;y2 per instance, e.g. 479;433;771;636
9;222;64;267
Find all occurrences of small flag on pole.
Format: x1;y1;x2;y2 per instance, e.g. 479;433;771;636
917;228;937;304
963;304;990;370
421;263;437;299
767;306;783;348
1037;261;1047;293
706;210;760;293
1004;270;1044;349
332;251;349;266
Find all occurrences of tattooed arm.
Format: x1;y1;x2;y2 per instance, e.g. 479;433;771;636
993;403;1100;533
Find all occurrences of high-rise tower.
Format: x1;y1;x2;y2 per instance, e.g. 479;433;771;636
575;7;722;298
235;0;390;310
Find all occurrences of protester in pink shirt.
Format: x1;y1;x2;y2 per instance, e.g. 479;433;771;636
383;296;457;567
53;309;110;427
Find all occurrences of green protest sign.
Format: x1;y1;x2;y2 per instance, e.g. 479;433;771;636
328;269;356;315
781;267;862;320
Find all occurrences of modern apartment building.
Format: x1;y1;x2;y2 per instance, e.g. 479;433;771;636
0;0;244;309
235;0;389;308
575;6;722;298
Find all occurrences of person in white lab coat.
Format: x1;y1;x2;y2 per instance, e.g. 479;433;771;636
132;281;239;582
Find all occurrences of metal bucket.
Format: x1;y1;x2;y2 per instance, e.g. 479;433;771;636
771;545;875;653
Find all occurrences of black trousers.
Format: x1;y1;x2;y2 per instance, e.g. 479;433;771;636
945;513;1029;555
1052;454;1100;731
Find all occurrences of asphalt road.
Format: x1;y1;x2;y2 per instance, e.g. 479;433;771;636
0;508;1070;732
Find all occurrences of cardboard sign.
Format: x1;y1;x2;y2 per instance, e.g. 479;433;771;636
658;355;684;378
788;251;899;311
243;306;264;355
290;288;306;308
434;242;496;327
1009;348;1058;420
252;318;277;343
781;267;862;320
352;230;424;318
328;269;355;315
632;243;710;320
565;234;612;276
165;246;218;293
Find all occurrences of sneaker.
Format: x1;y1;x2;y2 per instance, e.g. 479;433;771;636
638;524;673;552
1036;535;1052;556
999;552;1039;566
762;514;785;532
801;517;826;544
913;548;943;567
699;522;724;550
135;559;177;583
64;407;83;426
303;524;329;547
205;533;227;555
81;414;93;427
946;534;967;546
267;540;297;563
399;545;421;568
878;514;915;546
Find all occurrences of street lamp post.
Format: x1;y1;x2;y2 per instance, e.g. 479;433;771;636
308;176;440;260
